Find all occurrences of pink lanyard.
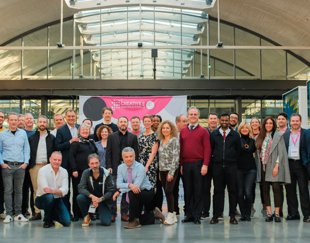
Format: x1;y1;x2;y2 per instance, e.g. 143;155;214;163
291;130;301;146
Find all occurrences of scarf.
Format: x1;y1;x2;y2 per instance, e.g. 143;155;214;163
260;133;273;171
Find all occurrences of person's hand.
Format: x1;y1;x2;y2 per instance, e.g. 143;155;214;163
201;165;208;176
129;184;141;194
1;163;11;169
159;173;161;181
72;171;78;178
19;163;28;169
113;191;120;201
43;187;54;194
167;174;173;182
180;166;183;175
93;202;99;208
108;168;113;173
272;166;279;177
91;195;100;204
70;137;79;143
145;166;149;174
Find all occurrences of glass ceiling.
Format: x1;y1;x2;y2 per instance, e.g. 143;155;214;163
74;6;207;78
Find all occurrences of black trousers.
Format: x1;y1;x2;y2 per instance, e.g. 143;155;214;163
62;174;72;215
212;164;238;218
22;170;35;215
72;170;83;217
153;172;163;211
202;163;212;215
183;160;204;220
128;190;155;225
285;160;310;216
173;167;184;214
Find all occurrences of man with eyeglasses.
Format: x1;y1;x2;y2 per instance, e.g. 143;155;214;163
229;112;239;131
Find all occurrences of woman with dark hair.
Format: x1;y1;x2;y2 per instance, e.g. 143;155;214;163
255;117;290;223
95;125;113;168
152;115;162;133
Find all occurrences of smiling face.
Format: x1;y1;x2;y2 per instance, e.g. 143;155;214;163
101;128;109;140
143;117;153;129
152;117;161;129
290;115;301;131
54;115;64;129
65;111;76;127
17;116;25;129
103;110;112;123
83;119;92;128
25;114;34;128
188;108;199;125
162;123;172;138
8;114;18;131
265;119;274;132
229;114;238;127
37;117;47;132
49;153;62;170
277;115;287;128
118;117;128;132
80;126;90;138
88;158;100;173
131;118;141;131
251;118;260;131
176;115;188;131
208;114;218;129
220;116;229;129
123;151;135;167
241;124;250;136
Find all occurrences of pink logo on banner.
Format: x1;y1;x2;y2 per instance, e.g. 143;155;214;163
92;96;173;119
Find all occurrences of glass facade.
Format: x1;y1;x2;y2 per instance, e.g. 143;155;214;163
0;6;309;81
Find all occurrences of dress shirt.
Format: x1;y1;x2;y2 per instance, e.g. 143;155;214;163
119;130;128;159
35;131;48;164
0;128;30;165
36;164;69;198
117;161;152;193
219;127;231;137
51;129;57;137
188;123;198;130
67;123;78;138
288;129;301;160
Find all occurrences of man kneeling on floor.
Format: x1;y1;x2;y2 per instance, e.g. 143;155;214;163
77;153;115;226
35;151;71;228
113;147;165;229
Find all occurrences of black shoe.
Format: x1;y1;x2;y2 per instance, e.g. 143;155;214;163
280;211;283;217
201;212;209;220
265;214;273;222
239;216;246;221
230;217;238;224
210;217;219;224
274;214;281;223
72;216;79;222
245;215;251;222
182;216;194;223
43;221;53;228
194;218;201;225
90;214;96;221
303;216;310;222
175;211;180;216
286;214;300;220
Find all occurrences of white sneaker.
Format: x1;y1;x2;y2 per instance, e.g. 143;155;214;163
0;213;6;219
173;212;178;223
14;214;29;222
164;212;175;225
3;215;13;223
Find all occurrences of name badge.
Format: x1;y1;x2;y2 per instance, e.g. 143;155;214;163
88;203;96;213
291;148;299;159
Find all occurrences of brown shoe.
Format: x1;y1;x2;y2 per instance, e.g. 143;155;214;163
26;211;31;216
154;207;165;223
230;216;238;224
111;215;115;222
210;217;219;224
124;219;141;229
121;215;129;221
29;213;42;221
82;214;91;227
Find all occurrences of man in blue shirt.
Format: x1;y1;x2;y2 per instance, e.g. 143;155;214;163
113;147;165;229
0;112;30;223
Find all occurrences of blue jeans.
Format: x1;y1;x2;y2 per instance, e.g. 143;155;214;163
77;194;111;226
35;194;71;226
237;169;257;217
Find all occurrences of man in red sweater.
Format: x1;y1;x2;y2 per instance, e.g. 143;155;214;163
180;106;211;225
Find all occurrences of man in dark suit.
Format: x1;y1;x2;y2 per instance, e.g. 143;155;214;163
106;116;139;222
55;110;80;217
93;107;118;141
284;113;310;222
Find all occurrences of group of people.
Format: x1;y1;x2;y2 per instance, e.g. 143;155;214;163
1;106;310;230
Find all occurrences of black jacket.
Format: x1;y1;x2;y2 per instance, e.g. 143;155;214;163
237;135;256;170
106;131;139;175
28;130;55;169
210;127;241;166
69;139;98;172
55;123;80;171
